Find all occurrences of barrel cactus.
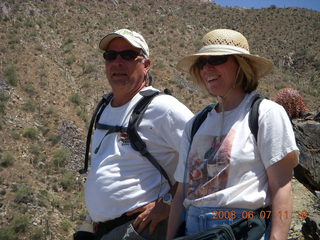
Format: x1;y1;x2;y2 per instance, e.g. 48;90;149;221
272;88;307;119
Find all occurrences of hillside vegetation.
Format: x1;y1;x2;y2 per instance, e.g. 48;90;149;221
0;0;319;239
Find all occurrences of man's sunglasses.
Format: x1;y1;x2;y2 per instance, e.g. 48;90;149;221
196;56;229;69
103;50;143;61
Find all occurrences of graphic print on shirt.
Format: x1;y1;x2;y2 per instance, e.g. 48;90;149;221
187;129;236;200
118;132;130;145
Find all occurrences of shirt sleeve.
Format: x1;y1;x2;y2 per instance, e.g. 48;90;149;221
174;116;195;183
153;95;194;152
257;100;299;169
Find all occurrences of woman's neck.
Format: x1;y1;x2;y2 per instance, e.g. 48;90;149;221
215;90;246;112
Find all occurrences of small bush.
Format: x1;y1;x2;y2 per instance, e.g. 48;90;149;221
81;80;91;89
45;106;54;115
60;219;72;232
29;145;41;156
4;66;18;86
60;172;76;191
37;190;50;207
69;93;82;105
22;100;36;112
12;214;29;233
35;44;43;52
61;43;73;53
14;185;34;204
0;93;9;102
31;227;44;240
48;134;61;146
22;126;38;139
66;55;76;66
0;189;6;195
52;148;70;168
11;131;20;140
0;153;15;167
22;83;37;96
83;64;96;74
0;102;5;114
76;105;89;123
0;226;16;240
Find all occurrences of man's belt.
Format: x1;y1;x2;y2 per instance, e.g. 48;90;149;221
94;212;140;238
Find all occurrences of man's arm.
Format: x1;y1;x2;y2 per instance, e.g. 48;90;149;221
267;151;298;240
127;183;178;234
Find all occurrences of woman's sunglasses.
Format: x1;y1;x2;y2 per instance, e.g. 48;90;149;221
196;56;229;69
103;50;143;61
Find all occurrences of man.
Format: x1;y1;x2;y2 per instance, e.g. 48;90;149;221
83;29;193;240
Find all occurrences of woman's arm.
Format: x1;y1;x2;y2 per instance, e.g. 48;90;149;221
166;182;185;240
267;151;298;240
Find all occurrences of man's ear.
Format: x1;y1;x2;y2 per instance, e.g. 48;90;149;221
143;58;151;72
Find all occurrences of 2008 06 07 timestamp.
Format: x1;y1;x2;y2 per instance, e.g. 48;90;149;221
211;210;309;220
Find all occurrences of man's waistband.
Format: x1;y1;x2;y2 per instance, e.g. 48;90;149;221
93;212;140;237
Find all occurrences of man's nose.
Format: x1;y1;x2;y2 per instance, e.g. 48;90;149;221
112;54;125;64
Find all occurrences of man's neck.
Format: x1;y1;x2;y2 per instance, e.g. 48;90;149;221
111;85;147;107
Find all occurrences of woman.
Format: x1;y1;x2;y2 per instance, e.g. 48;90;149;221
166;29;299;240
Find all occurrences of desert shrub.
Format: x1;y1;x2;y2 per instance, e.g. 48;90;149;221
31;227;44;240
60;172;76;191
0;226;16;240
48;134;61;145
272;88;307;119
29;145;41;156
11;131;20;140
0;153;15;167
22;100;36;112
0;92;9;101
0;102;5;114
69;93;82;105
4;66;18;86
35;44;43;52
83;64;96;74
45;106;54;115
22;83;37;96
14;185;34;204
66;55;76;66
12;214;29;233
52;148;70;168
76;105;89;123
22;126;38;139
60;219;72;232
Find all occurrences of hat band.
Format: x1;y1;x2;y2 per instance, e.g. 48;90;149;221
199;44;250;55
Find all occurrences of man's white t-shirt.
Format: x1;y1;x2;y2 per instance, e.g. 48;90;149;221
85;87;193;222
174;92;298;210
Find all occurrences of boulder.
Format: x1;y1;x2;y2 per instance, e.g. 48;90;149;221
293;118;320;194
302;213;320;240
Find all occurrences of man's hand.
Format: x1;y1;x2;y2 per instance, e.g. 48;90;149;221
126;200;170;234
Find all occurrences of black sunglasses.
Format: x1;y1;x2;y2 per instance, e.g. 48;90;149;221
103;50;143;61
196;56;229;69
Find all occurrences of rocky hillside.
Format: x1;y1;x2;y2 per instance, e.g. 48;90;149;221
0;0;319;239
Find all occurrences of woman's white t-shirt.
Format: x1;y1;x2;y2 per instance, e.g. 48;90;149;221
174;92;298;209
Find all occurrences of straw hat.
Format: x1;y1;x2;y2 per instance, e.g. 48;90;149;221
177;29;273;81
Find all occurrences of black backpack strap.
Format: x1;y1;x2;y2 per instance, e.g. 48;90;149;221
190;104;215;144
127;91;173;189
79;93;113;174
248;95;264;142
